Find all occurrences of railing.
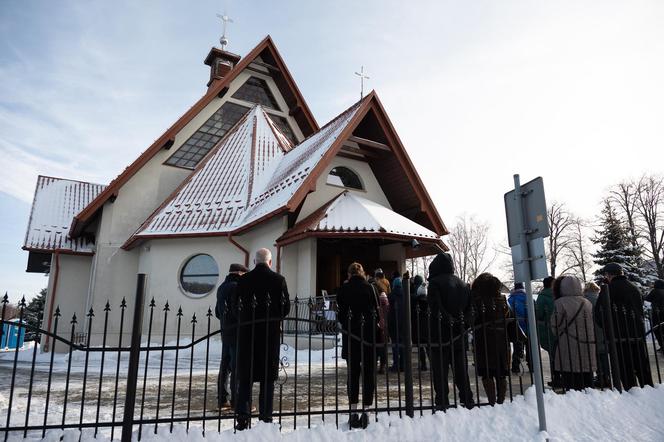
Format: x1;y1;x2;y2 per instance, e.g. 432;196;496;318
0;277;662;440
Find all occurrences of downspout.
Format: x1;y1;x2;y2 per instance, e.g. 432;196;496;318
43;251;61;353
228;235;249;267
276;244;282;273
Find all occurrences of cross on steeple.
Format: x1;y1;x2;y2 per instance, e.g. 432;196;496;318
216;13;234;51
354;66;370;99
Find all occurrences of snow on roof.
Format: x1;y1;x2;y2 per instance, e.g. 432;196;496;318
127;99;363;245
24;176;106;253
277;191;442;245
133;105;292;237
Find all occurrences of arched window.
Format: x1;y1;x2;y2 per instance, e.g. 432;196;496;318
180;254;219;296
327;166;363;190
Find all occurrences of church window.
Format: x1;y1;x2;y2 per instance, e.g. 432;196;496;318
268;114;297;145
232;76;280;110
326;166;363;190
166;102;249;169
180;254;219;296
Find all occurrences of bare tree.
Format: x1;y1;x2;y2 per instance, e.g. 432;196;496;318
446;214;496;283
565;217;594;282
547;202;575;278
635;175;664;278
609;181;640;248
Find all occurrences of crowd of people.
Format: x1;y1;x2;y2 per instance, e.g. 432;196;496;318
213;248;663;431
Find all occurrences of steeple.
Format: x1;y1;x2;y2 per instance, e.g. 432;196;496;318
204;13;240;89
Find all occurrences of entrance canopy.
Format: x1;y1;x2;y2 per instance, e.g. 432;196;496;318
277;191;446;250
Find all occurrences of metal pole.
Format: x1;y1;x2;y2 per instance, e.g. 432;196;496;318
402;271;414;418
513;174;547;432
122;273;147;442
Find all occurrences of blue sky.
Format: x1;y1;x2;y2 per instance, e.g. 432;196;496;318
2;1;664;302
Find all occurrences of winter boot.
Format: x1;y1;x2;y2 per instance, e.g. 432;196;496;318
348;413;360;429
496;377;507;404
358;412;369;429
481;377;496;405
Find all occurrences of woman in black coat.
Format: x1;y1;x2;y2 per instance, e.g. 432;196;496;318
337;262;379;429
471;273;511;405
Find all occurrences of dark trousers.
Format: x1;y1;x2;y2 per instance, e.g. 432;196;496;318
430;344;474;409
418;346;428;369
560;372;593;391
235;379;275;422
617;342;653;390
377;341;388;369
512;339;533;371
218;342;236;405
347;345;375;406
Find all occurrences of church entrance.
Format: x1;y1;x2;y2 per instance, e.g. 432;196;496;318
315;238;398;298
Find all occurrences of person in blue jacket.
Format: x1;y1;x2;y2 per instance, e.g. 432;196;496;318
508;282;532;373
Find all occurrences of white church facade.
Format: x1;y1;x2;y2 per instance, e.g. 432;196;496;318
22;36;448;347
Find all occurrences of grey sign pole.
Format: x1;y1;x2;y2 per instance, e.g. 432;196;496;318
513;174;547;432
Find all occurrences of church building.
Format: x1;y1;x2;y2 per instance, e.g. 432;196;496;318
22;36;448;346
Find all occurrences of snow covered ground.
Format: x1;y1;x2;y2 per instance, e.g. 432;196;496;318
15;385;664;441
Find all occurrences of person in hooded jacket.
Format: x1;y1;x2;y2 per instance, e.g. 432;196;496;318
645;279;664;353
215;263;248;409
551;275;596;391
411;274;428;371
337;262;379;429
508;282;532;373
388;276;405;371
427;252;474;410
471;273;511;405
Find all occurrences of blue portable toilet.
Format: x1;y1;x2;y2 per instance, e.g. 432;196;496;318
1;319;26;350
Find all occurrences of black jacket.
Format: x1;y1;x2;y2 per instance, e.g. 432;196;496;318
645;288;664;323
235;264;291;382
215;273;241;345
337;275;379;360
595;275;645;340
426;253;471;347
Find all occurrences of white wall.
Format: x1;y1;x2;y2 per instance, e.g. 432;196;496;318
297;155;392;222
42;254;93;352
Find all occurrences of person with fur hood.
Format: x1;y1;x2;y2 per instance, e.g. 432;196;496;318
550;275;596;391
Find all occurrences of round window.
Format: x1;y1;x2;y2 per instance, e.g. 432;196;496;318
327;166;363;190
180;254;219;296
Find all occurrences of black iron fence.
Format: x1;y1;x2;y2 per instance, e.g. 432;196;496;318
0;276;662;440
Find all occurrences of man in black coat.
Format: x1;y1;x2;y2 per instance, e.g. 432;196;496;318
595;263;653;390
234;249;291;430
427;252;474;410
337;262;379;429
214;263;248;409
645;279;664;353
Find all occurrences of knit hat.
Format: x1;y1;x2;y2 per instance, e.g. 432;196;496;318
560;275;583;297
514;282;525;291
602;263;623;276
228;263;249;273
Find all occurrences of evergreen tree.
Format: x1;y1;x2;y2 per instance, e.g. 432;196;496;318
24;288;47;342
592;201;649;291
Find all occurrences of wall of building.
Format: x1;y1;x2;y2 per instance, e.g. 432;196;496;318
296;155;392;222
42;253;93;352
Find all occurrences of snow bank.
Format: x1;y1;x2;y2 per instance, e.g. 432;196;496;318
16;385;664;441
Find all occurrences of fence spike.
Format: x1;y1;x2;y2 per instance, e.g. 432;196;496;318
120;297;127;309
19;296;26;308
191;313;197;324
54;306;61;317
164;301;170;312
87;308;95;317
71;313;78;324
206;307;212;317
149;298;156;308
104;300;111;312
1;292;8;304
177;306;183;317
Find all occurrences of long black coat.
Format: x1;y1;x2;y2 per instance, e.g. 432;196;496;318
472;293;511;377
337;275;379;360
427;253;472;348
595;276;645;340
235;264;291;382
215;273;241;345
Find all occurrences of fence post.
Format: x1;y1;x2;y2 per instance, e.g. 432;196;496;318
402;271;414;418
122;273;147;442
601;283;622;391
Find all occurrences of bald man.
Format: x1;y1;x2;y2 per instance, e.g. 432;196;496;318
234;248;291;430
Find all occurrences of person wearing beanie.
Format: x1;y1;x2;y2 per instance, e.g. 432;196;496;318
645;279;664;353
550;275;597;391
215;263;249;409
427;252;474;410
595;263;653;389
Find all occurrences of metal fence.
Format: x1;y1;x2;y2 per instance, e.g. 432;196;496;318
0;275;662;441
